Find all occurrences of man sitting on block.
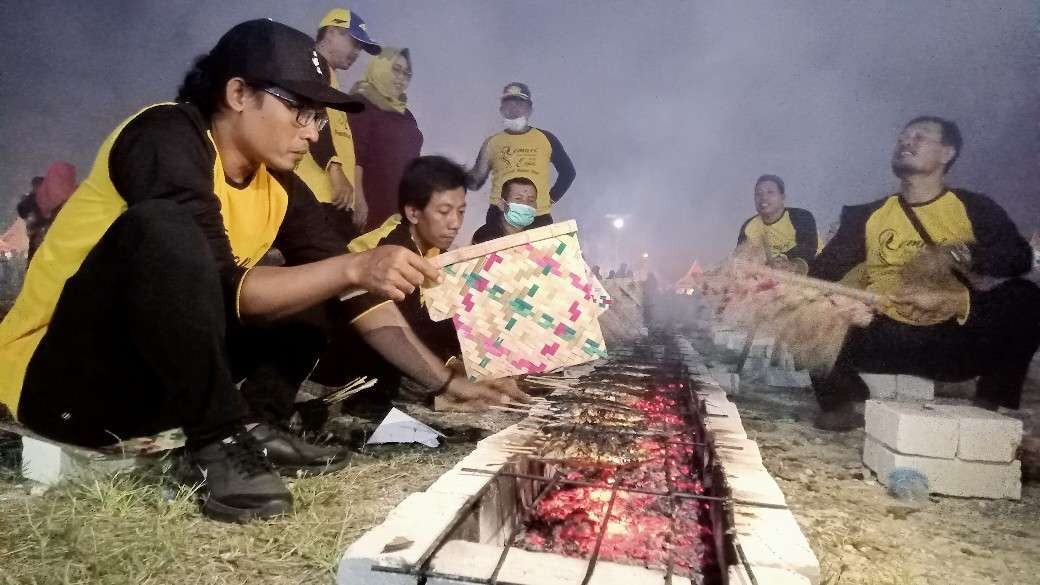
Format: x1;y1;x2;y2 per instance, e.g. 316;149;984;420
810;116;1040;431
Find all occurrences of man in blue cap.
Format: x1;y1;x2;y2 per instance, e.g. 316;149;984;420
295;8;382;241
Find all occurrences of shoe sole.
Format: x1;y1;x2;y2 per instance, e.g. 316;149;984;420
201;496;292;523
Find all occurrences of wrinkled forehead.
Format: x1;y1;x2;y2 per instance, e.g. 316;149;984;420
900;120;943;139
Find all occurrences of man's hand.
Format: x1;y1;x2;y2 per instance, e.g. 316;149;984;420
328;163;354;211
352;186;369;227
445;376;530;407
887;286;967;325
344;245;441;301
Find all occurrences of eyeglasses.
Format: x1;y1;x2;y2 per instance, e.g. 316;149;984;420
262;87;329;131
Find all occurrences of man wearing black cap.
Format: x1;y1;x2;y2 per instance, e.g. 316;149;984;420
466;82;576;229
0;19;524;523
295;8;381;241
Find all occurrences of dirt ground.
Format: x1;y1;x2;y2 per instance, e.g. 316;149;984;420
688;327;1040;585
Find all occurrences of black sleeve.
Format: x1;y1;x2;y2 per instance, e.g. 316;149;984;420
787;208;819;264
736;217;753;248
108;104;247;306
809;203;873;282
957;190;1033;278
471;224;494;245
271;171;346;265
542;130;575;202
311;120;336;168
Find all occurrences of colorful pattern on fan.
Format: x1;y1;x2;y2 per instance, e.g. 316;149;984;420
424;221;609;380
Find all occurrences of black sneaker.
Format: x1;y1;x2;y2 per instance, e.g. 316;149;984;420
248;423;353;477
813;405;865;432
188;432;293;523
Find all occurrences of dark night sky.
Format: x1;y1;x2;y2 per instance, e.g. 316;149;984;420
1;1;1037;278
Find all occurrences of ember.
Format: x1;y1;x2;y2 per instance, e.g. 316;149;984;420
517;382;717;578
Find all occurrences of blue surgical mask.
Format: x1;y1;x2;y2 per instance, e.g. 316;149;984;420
504;202;536;228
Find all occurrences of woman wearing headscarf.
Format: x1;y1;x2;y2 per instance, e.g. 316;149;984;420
348;47;422;231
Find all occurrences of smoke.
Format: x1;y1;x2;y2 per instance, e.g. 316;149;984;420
1;0;1036;279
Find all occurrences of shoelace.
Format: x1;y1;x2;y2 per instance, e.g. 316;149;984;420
223;432;276;478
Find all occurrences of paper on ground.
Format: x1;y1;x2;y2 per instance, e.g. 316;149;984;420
366;407;444;448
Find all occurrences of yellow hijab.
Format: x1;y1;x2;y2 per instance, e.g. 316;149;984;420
351;47;410;113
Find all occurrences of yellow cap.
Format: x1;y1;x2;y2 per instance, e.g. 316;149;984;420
319;8;352;29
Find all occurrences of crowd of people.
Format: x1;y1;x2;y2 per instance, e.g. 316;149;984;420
734;116;1039;431
0;10;578;523
0;7;1035;528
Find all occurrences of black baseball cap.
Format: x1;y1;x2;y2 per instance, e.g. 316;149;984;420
210;19;364;113
501;82;532;103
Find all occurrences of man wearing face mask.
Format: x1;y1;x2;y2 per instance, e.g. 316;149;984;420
472;177;538;244
736;174;818;273
466;82;575;229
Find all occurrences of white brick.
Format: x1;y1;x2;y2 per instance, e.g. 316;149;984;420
726;332;749;351
864;400;958;458
732;504;821;582
729;565;813;585
861;374;896;399
21;437;139;486
710;365;740;393
932;405;1023;463
863;436;1021;499
765;368;812;388
337;492;471;585
895;375;935;401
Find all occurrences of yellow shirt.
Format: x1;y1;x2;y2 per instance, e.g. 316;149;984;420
741;212;798;260
295;69;356;204
864;193;974;323
487;129;554;215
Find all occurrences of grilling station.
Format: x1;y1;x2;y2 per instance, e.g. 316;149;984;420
338;332;819;585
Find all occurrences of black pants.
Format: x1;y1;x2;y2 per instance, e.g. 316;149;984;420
18;200;326;450
321;203;358;246
485;206;554;229
813;279;1040;411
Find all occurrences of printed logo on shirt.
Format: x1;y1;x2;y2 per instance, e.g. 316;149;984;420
877;229;924;267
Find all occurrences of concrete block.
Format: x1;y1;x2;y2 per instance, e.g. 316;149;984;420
729;565;813;585
725;332;749;352
765;368;811;388
710;365;740;394
749;336;776;358
337;491;471;585
896;375;934;401
732;504;821;582
864;400;958;459
863;436;1021;499
932;405;1023;463
861;374;896;399
21;437;138;486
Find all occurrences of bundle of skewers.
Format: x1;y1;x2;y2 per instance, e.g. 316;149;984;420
691;246;879;372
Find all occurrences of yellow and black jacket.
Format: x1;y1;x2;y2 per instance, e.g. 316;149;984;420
343;215;439;327
737;207;818;265
810;189;1032;324
0;103;342;416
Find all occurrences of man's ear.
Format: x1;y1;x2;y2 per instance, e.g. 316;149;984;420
223;77;252;114
941;146;956;167
403;204;421;225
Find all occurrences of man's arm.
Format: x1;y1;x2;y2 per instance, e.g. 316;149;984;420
352;303;529;404
957;190;1033;278
110;105;437;322
542;130;575;202
465;137;492;191
736;217;752;248
788;208;819;265
809;204;870;282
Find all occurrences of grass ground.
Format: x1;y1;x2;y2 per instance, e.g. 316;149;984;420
0;443;471;585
